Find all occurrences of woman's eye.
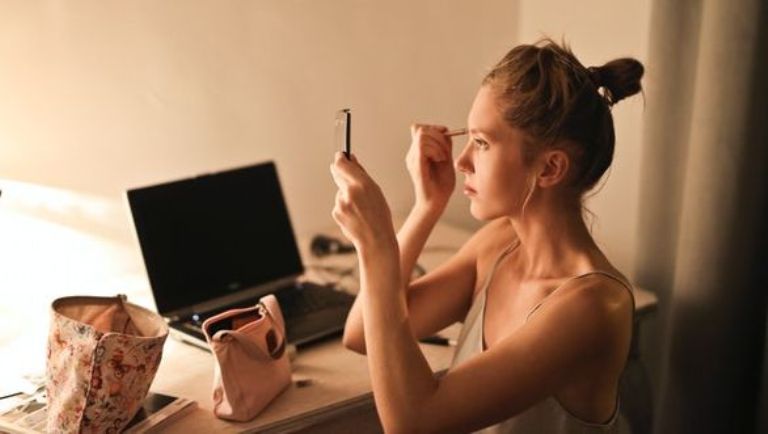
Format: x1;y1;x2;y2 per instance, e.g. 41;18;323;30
473;138;489;151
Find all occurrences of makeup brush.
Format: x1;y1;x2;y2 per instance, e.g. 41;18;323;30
446;128;468;137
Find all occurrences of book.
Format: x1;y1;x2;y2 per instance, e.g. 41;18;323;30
0;390;195;434
0;374;46;434
123;392;196;433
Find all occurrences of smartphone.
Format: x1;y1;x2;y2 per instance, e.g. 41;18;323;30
335;108;351;159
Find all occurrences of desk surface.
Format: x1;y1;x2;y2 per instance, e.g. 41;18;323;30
146;221;658;433
153;329;457;433
0;217;658;433
148;220;473;433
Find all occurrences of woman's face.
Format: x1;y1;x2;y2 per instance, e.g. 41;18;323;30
455;85;533;221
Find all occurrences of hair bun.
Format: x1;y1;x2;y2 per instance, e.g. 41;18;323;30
587;66;603;87
589;58;644;105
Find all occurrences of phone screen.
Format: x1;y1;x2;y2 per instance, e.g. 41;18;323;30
335;108;351;159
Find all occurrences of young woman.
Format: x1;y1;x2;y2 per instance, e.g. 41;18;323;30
330;39;644;434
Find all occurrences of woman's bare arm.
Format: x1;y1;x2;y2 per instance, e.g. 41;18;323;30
358;251;633;433
342;218;510;354
329;151;633;433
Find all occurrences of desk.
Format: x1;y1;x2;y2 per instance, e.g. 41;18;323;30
149;220;473;433
149;220;658;433
151;328;458;433
0;216;657;433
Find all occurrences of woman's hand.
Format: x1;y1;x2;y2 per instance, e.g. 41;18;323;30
330;152;397;255
405;124;456;214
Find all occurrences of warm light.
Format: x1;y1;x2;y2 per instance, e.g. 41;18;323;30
0;179;115;227
0;179;154;379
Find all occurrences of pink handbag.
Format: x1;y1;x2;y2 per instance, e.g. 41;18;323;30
46;295;168;433
202;294;292;421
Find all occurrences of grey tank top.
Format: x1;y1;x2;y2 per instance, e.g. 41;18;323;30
450;241;633;434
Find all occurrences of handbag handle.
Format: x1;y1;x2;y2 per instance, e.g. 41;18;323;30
258;302;287;359
212;302;286;361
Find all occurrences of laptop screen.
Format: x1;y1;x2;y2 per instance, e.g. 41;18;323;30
127;161;304;315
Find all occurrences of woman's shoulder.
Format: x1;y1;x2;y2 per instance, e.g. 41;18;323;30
547;266;635;331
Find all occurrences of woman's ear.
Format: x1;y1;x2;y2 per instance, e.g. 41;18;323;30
536;149;570;188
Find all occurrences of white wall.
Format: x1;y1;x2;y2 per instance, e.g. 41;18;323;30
0;0;519;244
0;0;653;291
0;1;519;354
518;0;651;278
0;0;654;388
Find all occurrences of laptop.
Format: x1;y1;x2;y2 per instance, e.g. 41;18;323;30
126;161;355;350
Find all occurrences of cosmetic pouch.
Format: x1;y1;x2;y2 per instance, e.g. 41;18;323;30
202;294;292;422
46;294;168;433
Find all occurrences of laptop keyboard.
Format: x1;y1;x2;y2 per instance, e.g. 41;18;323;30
172;282;355;347
275;282;354;319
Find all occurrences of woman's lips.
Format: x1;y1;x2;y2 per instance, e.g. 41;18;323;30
463;184;477;196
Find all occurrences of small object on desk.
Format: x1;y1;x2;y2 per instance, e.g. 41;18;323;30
0;392;22;401
123;392;197;434
0;374;45;403
419;335;457;347
0;389;47;433
202;295;292;422
0;390;195;434
47;295;169;433
310;234;355;257
287;343;298;361
294;378;314;388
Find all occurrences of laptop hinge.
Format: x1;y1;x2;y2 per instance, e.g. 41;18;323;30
160;274;300;321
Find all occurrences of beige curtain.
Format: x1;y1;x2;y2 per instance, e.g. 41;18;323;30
636;0;768;432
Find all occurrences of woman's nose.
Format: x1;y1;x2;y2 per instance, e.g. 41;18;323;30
454;141;473;174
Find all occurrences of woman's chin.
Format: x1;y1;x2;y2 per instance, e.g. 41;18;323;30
470;201;510;222
469;202;490;221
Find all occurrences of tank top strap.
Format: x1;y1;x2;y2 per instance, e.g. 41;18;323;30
477;239;521;296
525;270;635;323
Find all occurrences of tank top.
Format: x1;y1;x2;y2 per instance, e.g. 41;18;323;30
449;240;634;434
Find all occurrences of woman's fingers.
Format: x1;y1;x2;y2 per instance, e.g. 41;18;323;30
329;161;349;189
330;150;394;248
420;139;450;162
331;152;379;204
410;135;450;163
331;151;365;185
411;124;453;161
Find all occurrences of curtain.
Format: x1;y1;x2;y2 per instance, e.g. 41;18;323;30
636;0;768;433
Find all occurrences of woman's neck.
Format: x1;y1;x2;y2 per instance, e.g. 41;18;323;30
508;201;601;279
